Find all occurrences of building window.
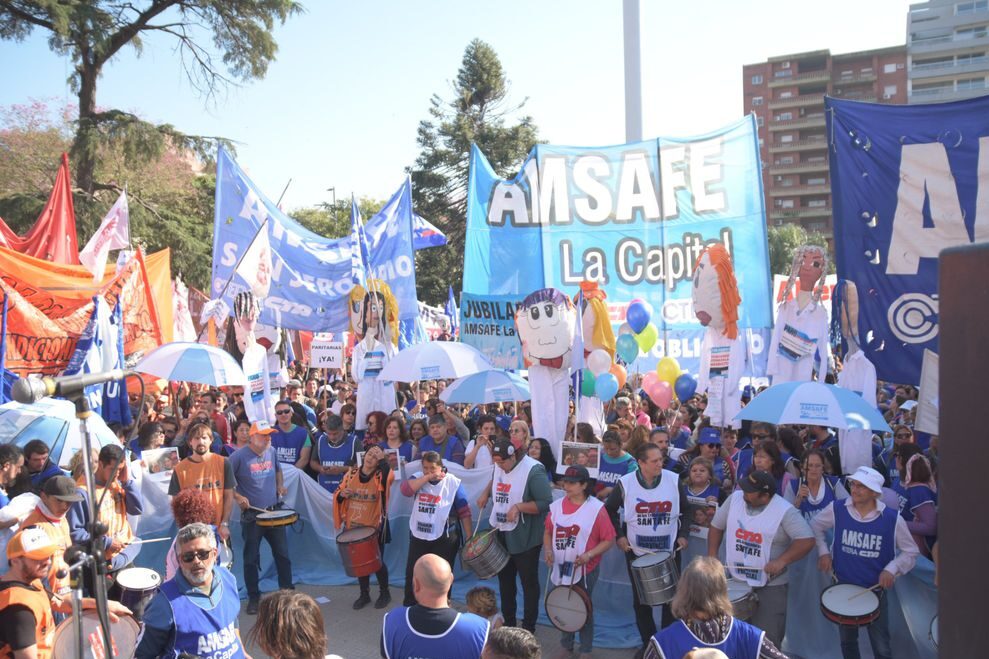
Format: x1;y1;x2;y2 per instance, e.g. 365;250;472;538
781;200;795;209
884;63;898;73
774;70;792;78
757;116;764;127
808;200;828;208
957;26;988;39
780;156;794;165
779;91;793;99
840;70;854;78
884;84;898;96
781;61;791;69
861;67;873;74
957;1;988;16
751;74;764;85
775;112;793;121
780;134;794;143
753;96;764;106
807;177;826;186
957;77;987;89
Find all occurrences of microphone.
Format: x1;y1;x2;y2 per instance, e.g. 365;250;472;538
11;369;134;405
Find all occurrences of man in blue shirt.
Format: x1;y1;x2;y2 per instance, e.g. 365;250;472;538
271;399;312;469
136;522;247;659
229;422;293;614
285;379;318;428
23;440;63;492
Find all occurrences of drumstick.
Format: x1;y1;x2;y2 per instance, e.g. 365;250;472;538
248;505;269;514
127;537;172;545
848;583;883;600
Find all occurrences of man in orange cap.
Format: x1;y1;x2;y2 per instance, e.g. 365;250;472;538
0;526;58;658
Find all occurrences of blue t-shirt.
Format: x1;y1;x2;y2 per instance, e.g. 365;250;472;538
229;445;281;510
270;425;310;465
596;452;637;490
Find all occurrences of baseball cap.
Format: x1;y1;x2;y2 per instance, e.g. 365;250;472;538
491;438;516;460
739;470;776;496
286;378;303;388
42;476;84;502
249;421;275;436
699;427;722;445
6;526;58;560
495;415;512;432
561;465;590;483
848;466;884;494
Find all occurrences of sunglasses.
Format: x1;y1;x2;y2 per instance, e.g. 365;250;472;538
276;409;293;415
894;433;911;438
750;433;769;440
180;549;213;563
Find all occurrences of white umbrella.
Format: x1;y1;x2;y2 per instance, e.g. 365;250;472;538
734;381;891;432
0;398;118;468
440;369;530;404
135;342;246;387
378;342;493;382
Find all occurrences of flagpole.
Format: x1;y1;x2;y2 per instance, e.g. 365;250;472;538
276;179;293;208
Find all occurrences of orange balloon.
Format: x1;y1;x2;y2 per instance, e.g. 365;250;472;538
609;362;627;390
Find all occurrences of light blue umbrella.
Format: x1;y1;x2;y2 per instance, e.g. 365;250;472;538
378;341;493;382
0;398;118;468
439;369;531;405
734;381;890;432
135;342;246;387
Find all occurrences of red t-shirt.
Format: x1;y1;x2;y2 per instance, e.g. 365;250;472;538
544;497;617;574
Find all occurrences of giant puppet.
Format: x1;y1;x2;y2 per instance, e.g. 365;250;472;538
224;291;276;427
516;288;576;456
349;279;399;431
767;244;831;384
575;281;615;437
692;244;745;428
833;280;877;474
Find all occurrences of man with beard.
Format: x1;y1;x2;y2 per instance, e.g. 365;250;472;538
169;422;236;543
136;522;247;659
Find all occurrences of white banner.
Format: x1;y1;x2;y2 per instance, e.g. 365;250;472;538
310;339;344;369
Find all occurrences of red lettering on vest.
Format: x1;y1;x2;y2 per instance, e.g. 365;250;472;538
735;528;764;544
554;524;580;540
634;500;673;515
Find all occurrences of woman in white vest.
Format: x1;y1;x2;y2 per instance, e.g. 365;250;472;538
399;451;473;607
543;465;616;659
707;470;815;649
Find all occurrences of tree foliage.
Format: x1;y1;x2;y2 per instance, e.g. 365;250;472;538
767;223;832;277
290;197;384;240
409;38;540;305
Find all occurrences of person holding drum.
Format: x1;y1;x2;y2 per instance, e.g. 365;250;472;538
542;465;616;659
229;422;293;616
475;438;553;633
603;443;688;654
311;414;358;495
400;450;473;606
810;466;919;659
707;470;814;649
136;522;248;659
334;444;394;610
168;421;236;544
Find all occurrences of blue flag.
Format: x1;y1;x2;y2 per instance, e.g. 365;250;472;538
101;302;132;427
350;197;369;287
63;297;114;415
0;292;7;404
413;213;447;249
445;286;459;335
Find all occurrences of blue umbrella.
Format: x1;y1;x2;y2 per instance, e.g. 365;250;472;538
0;398;118;468
439;369;530;405
135;342;246;387
734;381;890;432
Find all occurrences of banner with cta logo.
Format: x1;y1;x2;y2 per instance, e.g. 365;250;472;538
827;95;989;384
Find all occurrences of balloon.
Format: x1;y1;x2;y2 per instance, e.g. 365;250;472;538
587;349;612;376
616;334;640;363
594;372;620;401
642;372;660;391
674;372;698;401
626;300;653;334
618;322;634;336
647;380;673;409
656;356;681;385
610;362;627;390
635;323;658;353
580;368;596;397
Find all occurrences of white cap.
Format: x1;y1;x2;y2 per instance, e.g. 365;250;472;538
848;466;884;494
899;400;918;411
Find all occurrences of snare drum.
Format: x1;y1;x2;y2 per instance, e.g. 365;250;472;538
460;530;510;580
726;579;759;621
820;583;881;627
545;584;593;633
52;609;139;659
336;526;382;578
630;551;679;606
114;567;161;622
255;508;299;527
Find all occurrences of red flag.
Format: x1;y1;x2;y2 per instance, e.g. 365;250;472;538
0;153;80;264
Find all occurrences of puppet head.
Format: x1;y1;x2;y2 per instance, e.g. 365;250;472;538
575;281;616;359
781;244;828;304
225;291;261;360
691;244;741;340
348;279;399;346
830;279;861;357
516;288;576;367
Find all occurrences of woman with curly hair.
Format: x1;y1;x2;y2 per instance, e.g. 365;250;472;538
248;590;340;659
164;489;229;580
362;410;389;451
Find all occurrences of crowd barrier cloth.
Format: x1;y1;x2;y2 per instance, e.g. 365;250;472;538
130;462;936;655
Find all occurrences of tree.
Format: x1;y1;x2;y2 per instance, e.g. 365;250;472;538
290;197;384;240
767;223;832;277
0;0;301;192
409;38;539;305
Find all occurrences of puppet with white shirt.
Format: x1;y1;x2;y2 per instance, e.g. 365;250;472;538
767;244;831;384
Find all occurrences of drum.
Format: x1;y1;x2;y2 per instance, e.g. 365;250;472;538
929;614;938;649
727;579;759;621
256;509;299;527
52;609;140;658
218;541;234;570
820;583;881;627
630;551;679;606
114;567;161;622
337;526;382;578
545;584;593;633
460;529;510;580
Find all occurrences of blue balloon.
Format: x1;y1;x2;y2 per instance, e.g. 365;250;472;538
674;372;698;401
594;372;620;401
616;334;640;363
626;300;653;334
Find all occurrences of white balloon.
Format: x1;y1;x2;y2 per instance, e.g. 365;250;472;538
587;349;612;376
618;322;634;336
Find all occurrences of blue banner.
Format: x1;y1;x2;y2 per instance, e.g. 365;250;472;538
826;95;989;384
413;213;447;249
464;115;772;333
102;302;132;427
459;293;525;370
212;149;420;332
63;297;112;416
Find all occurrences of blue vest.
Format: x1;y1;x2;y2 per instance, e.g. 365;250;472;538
382;607;489;659
418;436;462;463
271;425;309;464
654;618;763;659
316;433;356;493
789;476;840;521
734;449;753;484
832;502;897;588
160;567;245;659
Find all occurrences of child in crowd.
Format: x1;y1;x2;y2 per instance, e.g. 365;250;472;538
466;586;503;630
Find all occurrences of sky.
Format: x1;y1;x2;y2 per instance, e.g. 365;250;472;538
0;0;915;212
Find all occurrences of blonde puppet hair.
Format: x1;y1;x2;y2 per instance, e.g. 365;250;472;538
577;280;616;359
694;245;741;341
349;279;399;347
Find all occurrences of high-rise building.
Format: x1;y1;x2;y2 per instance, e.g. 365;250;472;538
743;46;907;235
908;0;989;103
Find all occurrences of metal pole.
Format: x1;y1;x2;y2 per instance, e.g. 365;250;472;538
623;0;643;143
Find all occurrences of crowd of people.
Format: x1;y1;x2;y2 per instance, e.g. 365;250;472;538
0;356;938;658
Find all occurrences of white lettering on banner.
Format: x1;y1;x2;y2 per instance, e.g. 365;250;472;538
486;139;727;227
887;138;989;275
370;255;414;280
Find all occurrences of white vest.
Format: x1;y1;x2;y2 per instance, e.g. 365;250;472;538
549;497;604;585
724;490;791;587
489;455;537;532
620;470;680;557
409;472;462;542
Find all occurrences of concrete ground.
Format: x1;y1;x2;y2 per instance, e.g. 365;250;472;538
238;581;636;659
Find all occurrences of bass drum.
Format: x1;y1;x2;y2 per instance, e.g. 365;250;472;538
544;584;592;633
52;610;139;659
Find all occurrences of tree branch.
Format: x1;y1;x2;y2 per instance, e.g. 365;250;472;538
97;0;181;68
80;181;164;223
0;1;55;30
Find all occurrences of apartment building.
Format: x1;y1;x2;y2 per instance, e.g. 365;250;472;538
908;0;989;102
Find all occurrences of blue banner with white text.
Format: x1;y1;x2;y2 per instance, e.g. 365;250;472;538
827;94;989;384
458;293;525;370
